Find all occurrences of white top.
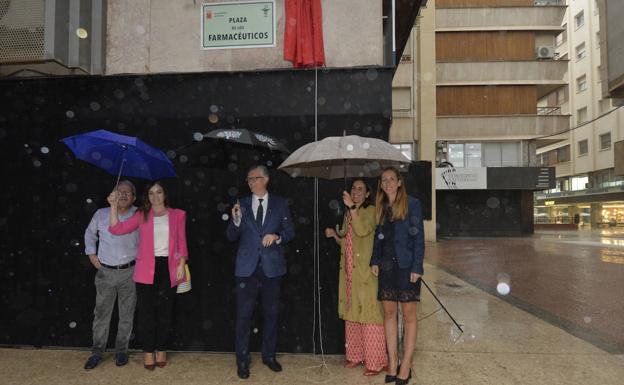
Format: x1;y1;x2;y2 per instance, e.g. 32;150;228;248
153;214;169;257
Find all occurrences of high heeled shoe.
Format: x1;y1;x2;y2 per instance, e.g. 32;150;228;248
144;353;156;371
155;352;167;368
395;368;412;385
384;365;397;383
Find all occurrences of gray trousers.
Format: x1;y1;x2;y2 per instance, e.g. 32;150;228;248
92;266;137;355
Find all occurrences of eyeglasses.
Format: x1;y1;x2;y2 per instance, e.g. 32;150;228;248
246;176;265;183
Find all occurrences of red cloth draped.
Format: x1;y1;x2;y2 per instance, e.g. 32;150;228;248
284;0;325;68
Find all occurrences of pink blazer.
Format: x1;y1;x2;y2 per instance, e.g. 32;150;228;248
109;208;189;287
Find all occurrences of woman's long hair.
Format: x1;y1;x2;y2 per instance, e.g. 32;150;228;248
139;180;169;222
375;167;408;225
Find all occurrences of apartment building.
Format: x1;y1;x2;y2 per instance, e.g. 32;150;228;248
392;0;564;237
535;0;624;227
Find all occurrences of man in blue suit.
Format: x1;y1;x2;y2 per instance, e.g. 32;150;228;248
227;165;295;379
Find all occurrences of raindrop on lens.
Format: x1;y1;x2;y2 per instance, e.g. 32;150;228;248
346;144;354;151
496;282;510;295
86;198;93;203
89;102;101;111
33;160;42;167
239;282;246;289
377;233;384;240
209;114;219;124
328;200;339;210
69;321;77;328
193;132;204;141
362;142;370;150
583;316;592;324
253;328;258;334
40;147;49;154
486;197;500;209
179;155;189;163
65;110;75;118
222;214;229;221
209;105;219;113
76;28;88;39
317;96;326;105
228;187;238;197
366;68;378;81
166;150;176;159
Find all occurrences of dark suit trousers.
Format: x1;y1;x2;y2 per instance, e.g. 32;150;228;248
235;264;281;363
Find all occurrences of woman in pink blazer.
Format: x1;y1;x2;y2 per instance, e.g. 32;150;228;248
108;181;188;370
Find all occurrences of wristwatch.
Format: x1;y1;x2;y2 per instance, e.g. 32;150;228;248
349;204;357;210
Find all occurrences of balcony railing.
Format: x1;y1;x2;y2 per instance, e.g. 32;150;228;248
537;106;562;115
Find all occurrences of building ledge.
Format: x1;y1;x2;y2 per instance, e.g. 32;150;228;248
437;114;570;140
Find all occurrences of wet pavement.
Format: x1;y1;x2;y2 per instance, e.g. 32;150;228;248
429;228;624;354
2;230;624;384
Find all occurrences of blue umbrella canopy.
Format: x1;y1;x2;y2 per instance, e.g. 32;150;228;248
61;129;176;180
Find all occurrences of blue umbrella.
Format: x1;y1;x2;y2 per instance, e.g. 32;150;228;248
61;129;176;185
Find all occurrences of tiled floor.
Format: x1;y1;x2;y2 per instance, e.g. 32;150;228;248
2;230;623;384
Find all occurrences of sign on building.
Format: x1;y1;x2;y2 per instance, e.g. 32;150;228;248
436;168;487;190
201;1;276;50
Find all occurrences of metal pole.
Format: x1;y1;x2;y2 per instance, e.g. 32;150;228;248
421;278;463;333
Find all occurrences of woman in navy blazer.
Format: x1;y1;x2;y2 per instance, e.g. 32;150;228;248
370;167;424;385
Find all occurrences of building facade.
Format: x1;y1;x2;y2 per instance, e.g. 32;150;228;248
392;0;563;237
535;0;624;228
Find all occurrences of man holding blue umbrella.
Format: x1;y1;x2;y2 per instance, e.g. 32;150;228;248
83;180;139;370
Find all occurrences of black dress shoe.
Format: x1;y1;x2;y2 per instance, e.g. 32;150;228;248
384;374;397;383
115;352;129;367
262;357;282;372
84;354;102;370
237;360;250;379
395;368;412;385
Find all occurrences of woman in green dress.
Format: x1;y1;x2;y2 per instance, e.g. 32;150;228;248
325;179;387;376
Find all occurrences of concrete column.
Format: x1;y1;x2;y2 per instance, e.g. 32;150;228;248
590;202;601;228
416;3;437;241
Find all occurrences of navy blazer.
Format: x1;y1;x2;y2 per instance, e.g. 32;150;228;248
370;196;425;275
226;194;295;278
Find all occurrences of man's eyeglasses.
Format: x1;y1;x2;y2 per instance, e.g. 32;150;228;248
246;176;265;183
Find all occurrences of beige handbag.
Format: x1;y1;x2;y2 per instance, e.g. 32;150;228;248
176;264;192;294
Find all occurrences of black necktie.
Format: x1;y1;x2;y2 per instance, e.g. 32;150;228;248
256;198;264;227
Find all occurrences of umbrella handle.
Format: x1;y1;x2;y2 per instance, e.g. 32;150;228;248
114;157;127;191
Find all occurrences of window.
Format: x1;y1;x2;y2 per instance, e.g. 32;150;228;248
393;143;413;160
465;143;482;167
576;75;587;92
557;145;570;163
556;25;567;46
599;132;611;150
575;11;584;29
483;142;520;167
557;87;569;104
578;139;588;156
448;144;465;167
577;107;588;124
575;42;586;60
571;175;588;191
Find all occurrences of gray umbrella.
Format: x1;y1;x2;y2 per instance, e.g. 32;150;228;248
277;135;410;181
